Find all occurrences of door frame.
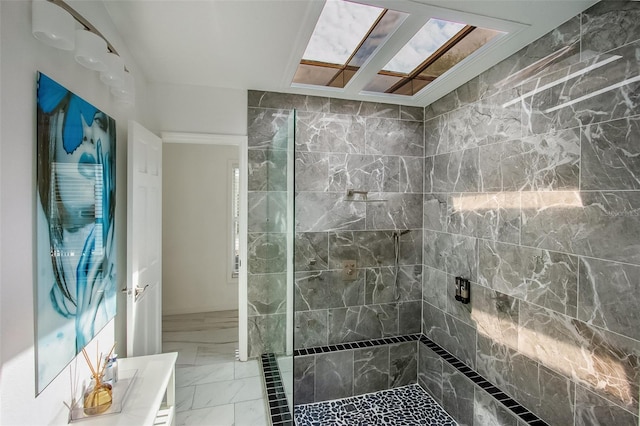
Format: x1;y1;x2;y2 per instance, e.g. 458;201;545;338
161;132;249;361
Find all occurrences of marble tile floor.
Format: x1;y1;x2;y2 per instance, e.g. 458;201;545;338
294;384;458;426
162;310;270;426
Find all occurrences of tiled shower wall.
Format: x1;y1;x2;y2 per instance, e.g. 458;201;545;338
247;91;426;400
421;1;640;425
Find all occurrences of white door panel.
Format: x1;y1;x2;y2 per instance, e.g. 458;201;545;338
127;121;162;357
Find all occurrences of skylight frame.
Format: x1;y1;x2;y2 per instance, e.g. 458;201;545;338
287;0;528;105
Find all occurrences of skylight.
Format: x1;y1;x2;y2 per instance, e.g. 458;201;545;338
302;0;383;65
293;0;506;98
383;19;466;74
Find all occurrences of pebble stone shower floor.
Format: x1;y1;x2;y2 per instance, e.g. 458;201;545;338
294;384;458;426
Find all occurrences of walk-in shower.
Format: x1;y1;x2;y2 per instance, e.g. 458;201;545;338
248;4;640;419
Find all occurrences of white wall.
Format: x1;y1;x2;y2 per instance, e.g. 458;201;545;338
0;1;154;424
162;143;239;315
150;82;247;135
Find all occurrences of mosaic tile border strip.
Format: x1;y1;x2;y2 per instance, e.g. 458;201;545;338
260;353;293;426
292;333;421;356
292;334;549;426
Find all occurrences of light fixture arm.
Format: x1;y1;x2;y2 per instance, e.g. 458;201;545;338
48;0;128;71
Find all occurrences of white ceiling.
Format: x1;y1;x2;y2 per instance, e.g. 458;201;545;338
103;0;600;107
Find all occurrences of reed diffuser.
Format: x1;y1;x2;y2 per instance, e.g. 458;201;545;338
82;342;116;415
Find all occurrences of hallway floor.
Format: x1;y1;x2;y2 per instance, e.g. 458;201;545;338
162;310;269;426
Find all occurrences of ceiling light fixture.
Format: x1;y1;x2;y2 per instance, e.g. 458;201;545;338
31;0;76;50
100;52;125;88
31;0;134;107
74;29;107;72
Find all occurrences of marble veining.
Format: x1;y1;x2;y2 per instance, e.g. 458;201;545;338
478;240;578;316
296;111;366;154
581;116;640;190
365;117;424;157
328;153;400;193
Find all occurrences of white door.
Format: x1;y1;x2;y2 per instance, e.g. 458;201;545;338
126;120;163;357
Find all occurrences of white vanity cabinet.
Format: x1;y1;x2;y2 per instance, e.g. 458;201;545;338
77;352;178;426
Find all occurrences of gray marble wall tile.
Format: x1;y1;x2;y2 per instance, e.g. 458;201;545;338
475;334;519;396
389;342;417;388
315;351;354;401
445;92;522;152
428;149;479;193
295;152;329;191
578;257;640;341
425;76;482;119
294;232;329;272
423;301;477;368
329;98;399;118
581;1;640;56
520;191;640;265
424;114;448;157
247;233;286;274
329;230;421;269
296;111;366;154
442;364;475;426
423;230;478;282
581;117;640;190
476;335;574;426
512;360;575;426
328;154;399;192
248;90;329;112
423;266;448;311
473;390;518;426
398;301;422;335
518;301;640;413
248;273;286;316
424;155;434;193
478;240;578;316
478;130;580;192
354;346;390;395
365;265;422;304
248;149;287;191
294;270;364;311
448;193;521;244
365;193;423;230
575;384;639;426
295;192;366;232
400;105;424;121
418;343;444;403
400;156;423;193
248;313;286;358
247;191;287;233
472;284;519;350
523;41;640;134
329;230;393;268
295;232;329;272
365;118;424;157
424;193;448;232
247;107;291;150
328;304;399;343
295;310;328;349
479;15;580;97
293;355;316;405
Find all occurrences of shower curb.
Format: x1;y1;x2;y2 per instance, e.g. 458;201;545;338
260;353;294;426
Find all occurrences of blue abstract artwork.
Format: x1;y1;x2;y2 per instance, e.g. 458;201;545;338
36;73;116;394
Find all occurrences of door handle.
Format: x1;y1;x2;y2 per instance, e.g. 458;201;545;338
121;285;149;298
135;285;149;297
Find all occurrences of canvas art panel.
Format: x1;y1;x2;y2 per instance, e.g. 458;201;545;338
36;72;116;394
